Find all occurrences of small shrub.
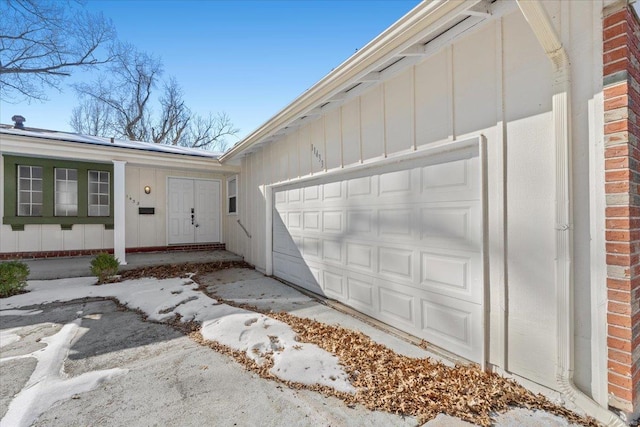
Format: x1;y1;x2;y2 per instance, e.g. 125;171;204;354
0;261;30;297
90;253;120;284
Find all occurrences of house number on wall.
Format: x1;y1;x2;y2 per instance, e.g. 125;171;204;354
311;144;325;168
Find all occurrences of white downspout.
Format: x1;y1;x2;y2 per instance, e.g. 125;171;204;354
515;2;624;425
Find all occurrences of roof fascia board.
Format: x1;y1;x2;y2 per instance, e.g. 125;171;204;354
0;134;239;173
220;0;481;162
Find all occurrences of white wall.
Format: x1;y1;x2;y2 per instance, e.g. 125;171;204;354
124;166;226;248
227;2;602;399
1;160;227;252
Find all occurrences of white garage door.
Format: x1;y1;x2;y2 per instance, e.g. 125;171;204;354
272;145;484;363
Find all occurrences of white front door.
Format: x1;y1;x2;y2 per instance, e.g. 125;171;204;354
168;178;220;245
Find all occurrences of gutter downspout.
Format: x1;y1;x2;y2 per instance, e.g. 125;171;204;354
515;2;625;425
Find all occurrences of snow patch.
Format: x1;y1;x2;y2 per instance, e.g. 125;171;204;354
0;319;126;427
0;309;42;317
0;328;22;347
202;313;355;393
1;275;355;395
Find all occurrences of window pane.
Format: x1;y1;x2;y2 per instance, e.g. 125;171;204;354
99;206;109;216
31;167;42;178
89;182;99;194
18;204;30;216
32;192;42;204
19;178;31;191
100;172;109;183
32;180;42;192
89;171;98;182
90;194;99;205
31;205;42;216
56;169;66;180
99;195;109;205
229;197;237;213
228;179;236;196
19;166;30;178
68;169;77;180
19;192;30;204
99;183;109;194
67;206;78;216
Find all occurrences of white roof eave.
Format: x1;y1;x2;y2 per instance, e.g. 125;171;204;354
219;0;482;163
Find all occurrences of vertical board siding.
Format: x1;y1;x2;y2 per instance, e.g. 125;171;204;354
453;23;497;137
342;98;361;167
361;86;385;160
325;108;342;170
384;68;415;155
415;50;452;147
224;3;600;399
502;10;556;387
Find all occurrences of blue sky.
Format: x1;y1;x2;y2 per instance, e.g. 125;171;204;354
3;0;419;142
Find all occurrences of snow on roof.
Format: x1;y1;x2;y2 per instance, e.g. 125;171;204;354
0;125;222;159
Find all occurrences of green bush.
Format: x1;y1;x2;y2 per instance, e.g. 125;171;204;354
0;261;30;297
90;253;120;284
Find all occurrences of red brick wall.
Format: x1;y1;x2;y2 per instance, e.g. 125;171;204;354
603;4;640;413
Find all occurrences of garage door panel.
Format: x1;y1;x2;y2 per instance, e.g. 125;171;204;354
288;188;302;203
287;211;302;229
273;252;322;294
322;210;344;233
378;208;414;238
378;246;414;282
420;292;483;361
275;191;287;205
420;250;482;303
346;242;376;273
322;239;343;264
347;273;376;311
323;181;343;200
323;269;346;299
420;202;481;250
303;211;321;231
347;176;375;198
379;169;413;196
272;144;484;364
347;209;374;234
379;285;416;327
421;157;479;202
302;236;321;259
303;185;320;202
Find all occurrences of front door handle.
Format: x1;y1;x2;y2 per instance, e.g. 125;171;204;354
191;208;195;225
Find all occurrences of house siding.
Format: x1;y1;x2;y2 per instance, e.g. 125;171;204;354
603;3;640;414
1;136;236;255
227;2;602;399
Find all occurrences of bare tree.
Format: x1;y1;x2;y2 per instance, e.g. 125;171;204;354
0;0;116;101
184;112;239;151
73;43;161;141
71;45;238;151
70;98;113;136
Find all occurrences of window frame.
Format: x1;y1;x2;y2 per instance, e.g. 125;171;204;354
87;170;111;217
17;165;44;217
227;175;238;215
54;167;78;217
3;155;114;230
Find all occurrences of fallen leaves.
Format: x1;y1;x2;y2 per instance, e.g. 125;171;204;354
122;262;598;426
266;311;598;426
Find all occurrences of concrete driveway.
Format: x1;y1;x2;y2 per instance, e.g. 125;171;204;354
0;266;582;426
1;299;417;427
